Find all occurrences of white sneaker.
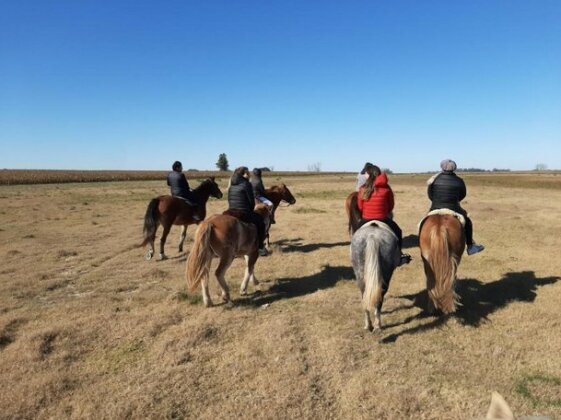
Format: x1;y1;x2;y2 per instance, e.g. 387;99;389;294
467;244;485;255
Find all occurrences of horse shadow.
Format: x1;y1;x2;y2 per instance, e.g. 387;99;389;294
273;238;350;253
236;265;354;307
402;234;419;249
381;271;560;343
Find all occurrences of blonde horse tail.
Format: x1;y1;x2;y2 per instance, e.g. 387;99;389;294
362;235;383;312
428;224;458;314
186;222;214;292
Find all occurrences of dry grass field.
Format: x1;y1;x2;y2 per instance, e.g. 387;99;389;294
1;173;560;419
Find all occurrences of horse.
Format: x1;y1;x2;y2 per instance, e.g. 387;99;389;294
263;184;296;221
418;212;466;314
345;191;361;236
185;205;270;307
350;221;401;331
140;177;223;261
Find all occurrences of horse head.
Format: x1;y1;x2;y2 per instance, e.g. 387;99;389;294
197;177;223;200
278;183;296;205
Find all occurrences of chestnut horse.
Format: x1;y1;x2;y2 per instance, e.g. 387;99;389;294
345;192;361;236
261;184;296;245
186;205;270;306
419;213;465;314
140;177;223;260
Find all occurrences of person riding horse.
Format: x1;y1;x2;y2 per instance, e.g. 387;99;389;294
225;166;268;256
250;168;275;224
427;159;485;255
356;165;411;266
167;161;202;221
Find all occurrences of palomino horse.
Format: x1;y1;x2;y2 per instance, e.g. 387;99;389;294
418;211;466;314
345;192;361;236
140;177;223;260
351;221;401;331
186;205;270;306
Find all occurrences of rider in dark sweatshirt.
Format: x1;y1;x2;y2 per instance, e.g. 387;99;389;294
167;161;202;221
427;159;484;255
227;166;267;255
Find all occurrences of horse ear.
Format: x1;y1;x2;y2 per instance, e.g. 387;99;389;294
282;183;286;188
486;392;514;420
210;176;215;182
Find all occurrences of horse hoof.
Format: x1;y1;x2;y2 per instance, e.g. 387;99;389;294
145;250;153;261
158;254;167;261
204;300;213;308
240;290;247;296
364;324;373;332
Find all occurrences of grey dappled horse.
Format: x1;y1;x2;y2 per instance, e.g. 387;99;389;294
351;223;401;331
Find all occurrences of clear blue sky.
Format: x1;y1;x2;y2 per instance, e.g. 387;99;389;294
1;1;560;172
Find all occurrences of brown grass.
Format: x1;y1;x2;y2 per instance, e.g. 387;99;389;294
0;174;560;418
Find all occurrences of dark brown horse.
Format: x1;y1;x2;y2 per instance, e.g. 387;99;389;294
140;177;223;260
419;213;466;314
186;205;270;306
345;191;361;236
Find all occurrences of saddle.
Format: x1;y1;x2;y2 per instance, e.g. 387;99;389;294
175;196;198;207
356;220;398;241
418;209;466;233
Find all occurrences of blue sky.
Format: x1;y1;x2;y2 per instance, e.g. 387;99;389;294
1;1;560;172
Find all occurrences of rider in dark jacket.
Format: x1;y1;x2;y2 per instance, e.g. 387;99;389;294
427;159;484;255
227;166;267;256
250;168;275;223
167;161;202;221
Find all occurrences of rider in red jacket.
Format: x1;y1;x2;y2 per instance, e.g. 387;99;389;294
357;171;411;265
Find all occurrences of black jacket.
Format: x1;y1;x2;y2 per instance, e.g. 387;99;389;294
427;171;466;212
228;174;255;213
250;175;266;197
167;171;195;201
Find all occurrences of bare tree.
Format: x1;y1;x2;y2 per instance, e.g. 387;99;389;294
307;162;322;172
535;163;548;171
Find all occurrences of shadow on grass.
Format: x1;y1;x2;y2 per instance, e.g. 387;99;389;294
273;238;350;253
382;271;560;343
236;265;354;307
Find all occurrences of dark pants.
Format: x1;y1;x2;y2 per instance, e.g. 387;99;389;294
431;206;474;245
175;194;203;218
223;209;266;249
358;217;403;249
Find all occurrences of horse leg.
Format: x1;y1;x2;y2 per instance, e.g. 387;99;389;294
373;306;382;331
201;277;213;307
159;223;171;260
178;225;187;253
240;251;259;295
215;253;233;303
363;310;373;331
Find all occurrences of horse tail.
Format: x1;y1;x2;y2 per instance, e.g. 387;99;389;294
362;234;384;312
346;192;361;235
186;222;214;292
140;198;159;247
427;224;458;314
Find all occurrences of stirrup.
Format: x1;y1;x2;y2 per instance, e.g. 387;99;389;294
399;254;412;266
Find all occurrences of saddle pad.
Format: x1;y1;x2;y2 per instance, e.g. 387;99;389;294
418;208;466;233
356;220;398;241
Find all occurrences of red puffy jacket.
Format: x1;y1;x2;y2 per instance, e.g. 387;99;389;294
357;173;394;220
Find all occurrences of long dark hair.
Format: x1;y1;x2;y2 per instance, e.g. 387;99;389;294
361;165;381;200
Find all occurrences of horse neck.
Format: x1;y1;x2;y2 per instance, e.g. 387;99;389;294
194;182;212;203
265;188;282;206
